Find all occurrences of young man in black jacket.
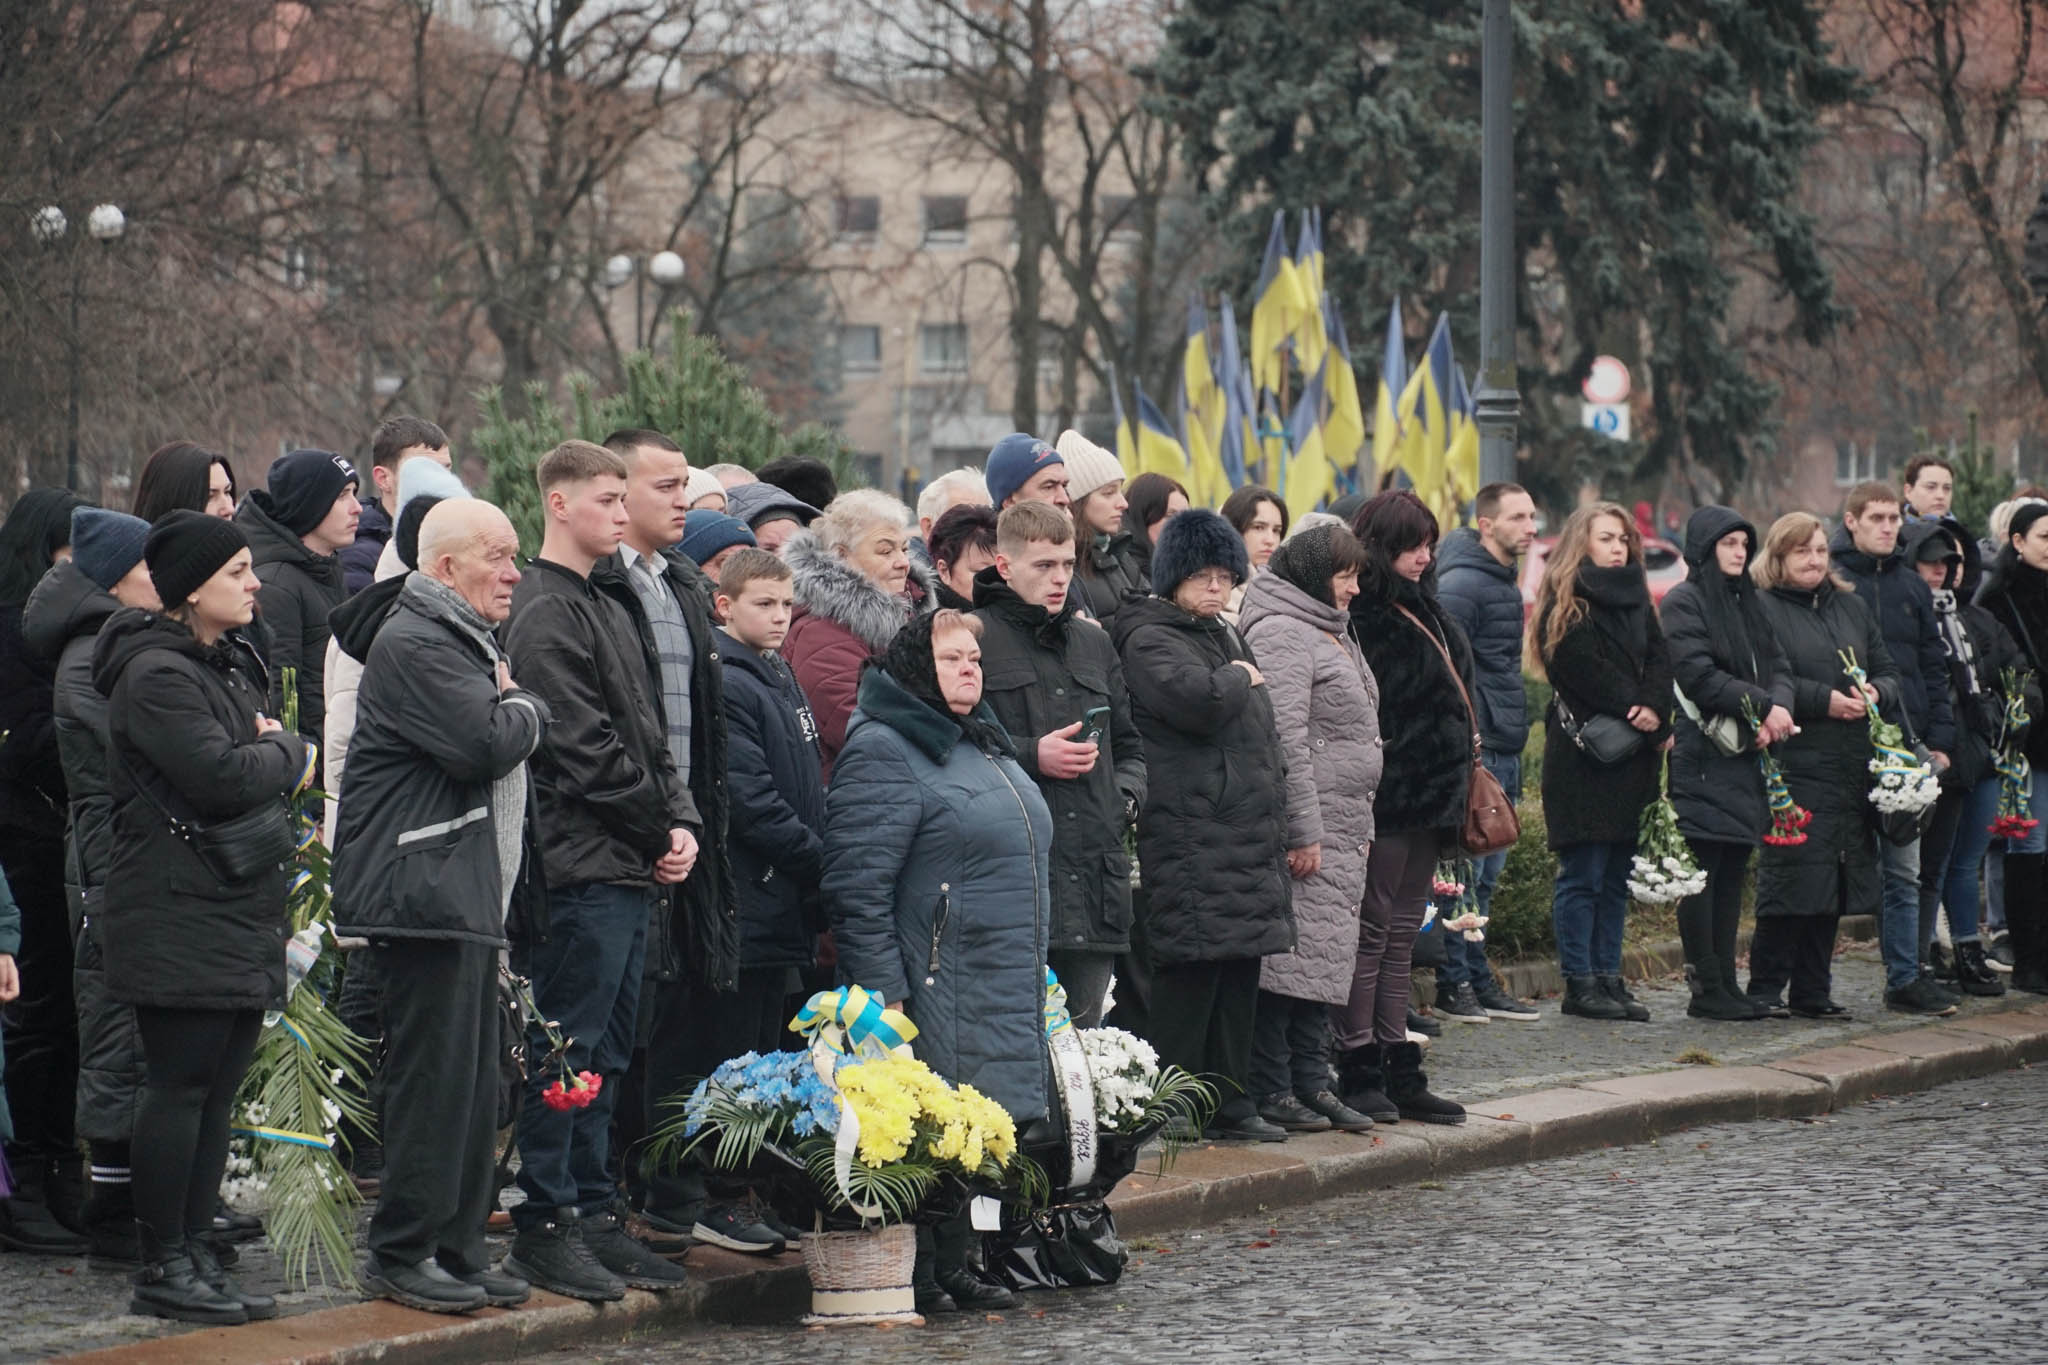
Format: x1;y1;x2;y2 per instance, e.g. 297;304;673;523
500;441;698;1301
588;430;776;1256
973;501;1145;1028
333;501;548;1314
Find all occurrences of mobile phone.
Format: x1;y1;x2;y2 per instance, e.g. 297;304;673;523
1077;705;1111;746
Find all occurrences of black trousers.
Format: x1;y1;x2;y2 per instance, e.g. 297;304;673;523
1141;957;1260;1122
0;828;76;1161
1747;916;1841;1010
131;1007;262;1241
367;939;500;1270
626;967;792;1218
1249;989;1332;1101
1677;839;1752;986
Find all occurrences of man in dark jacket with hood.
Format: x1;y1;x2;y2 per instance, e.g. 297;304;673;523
973;501;1145;1028
1433;482;1540;1022
500;441;697;1302
21;508;159;1262
1831;482;1959;1009
334;500;548;1314
235;448;360;768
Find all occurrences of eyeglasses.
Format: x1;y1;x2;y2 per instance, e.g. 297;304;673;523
1186;569;1235;589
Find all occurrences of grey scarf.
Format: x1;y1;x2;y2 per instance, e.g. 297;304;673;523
1930;588;1982;698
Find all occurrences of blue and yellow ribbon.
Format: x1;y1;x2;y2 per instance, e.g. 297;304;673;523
1043;967;1073;1037
789;986;916;1059
231;1124;333;1151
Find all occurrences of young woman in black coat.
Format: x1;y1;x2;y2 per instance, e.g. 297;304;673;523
1974;500;2048;995
1749;513;1903;1016
1660;507;1794;1021
1337;491;1468;1125
1528;503;1674;1022
93;512;308;1325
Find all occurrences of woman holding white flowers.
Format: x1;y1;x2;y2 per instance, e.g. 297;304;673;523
1660;507;1795;1021
1749;513;1901;1016
1973;500;2048;996
1527;503;1673;1022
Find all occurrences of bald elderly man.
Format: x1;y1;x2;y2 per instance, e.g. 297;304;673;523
333;501;553;1314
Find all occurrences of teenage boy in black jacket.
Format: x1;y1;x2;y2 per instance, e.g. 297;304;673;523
500;441;697;1302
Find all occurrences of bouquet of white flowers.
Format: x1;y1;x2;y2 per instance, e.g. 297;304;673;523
1840;648;1939;816
1627;759;1708;904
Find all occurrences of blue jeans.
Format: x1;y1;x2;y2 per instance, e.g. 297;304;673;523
511;882;653;1227
1552;839;1634;978
1934;777;2001;940
1441;750;1519;988
1876;835;1921;990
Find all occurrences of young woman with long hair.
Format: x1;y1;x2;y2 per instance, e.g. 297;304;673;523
1527;503;1673;1022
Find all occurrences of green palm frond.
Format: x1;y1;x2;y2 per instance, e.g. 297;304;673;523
800;1141;937;1225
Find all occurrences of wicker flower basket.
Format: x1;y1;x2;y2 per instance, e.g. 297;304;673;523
798;1224;921;1327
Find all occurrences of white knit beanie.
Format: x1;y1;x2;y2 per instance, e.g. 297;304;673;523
1055;430;1126;503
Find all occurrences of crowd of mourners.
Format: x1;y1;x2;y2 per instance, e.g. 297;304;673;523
0;425;2038;1327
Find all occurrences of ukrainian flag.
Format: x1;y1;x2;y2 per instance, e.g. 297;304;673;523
1321;294;1367;478
1135;383;1191;482
1281;361;1334;516
1182;295;1227;504
1446;362;1480;510
1216;297;1254;490
1371;298;1408;486
1396;314;1456;524
1248;211;1309;397
1290;211;1328;378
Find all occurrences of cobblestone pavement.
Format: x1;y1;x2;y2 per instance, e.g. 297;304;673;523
586;1064;2048;1364
0;944;2028;1361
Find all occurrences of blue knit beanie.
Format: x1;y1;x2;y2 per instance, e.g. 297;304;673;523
984;432;1061;507
677;510;757;566
69;507;151;591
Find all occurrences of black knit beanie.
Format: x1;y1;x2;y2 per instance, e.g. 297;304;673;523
147;509;249;609
1267;524;1341;606
259;448;358;535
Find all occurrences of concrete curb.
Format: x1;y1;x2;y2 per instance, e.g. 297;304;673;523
60;995;2047;1364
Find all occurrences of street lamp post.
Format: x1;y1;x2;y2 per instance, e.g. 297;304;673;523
603;249;687;352
1474;0;1520;487
32;203;128;492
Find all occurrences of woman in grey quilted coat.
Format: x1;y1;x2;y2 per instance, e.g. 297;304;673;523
1238;524;1383;1134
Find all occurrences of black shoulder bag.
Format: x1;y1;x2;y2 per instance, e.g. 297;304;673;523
131;776;296;884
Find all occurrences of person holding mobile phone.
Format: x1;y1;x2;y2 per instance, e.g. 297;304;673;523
971;502;1146;1028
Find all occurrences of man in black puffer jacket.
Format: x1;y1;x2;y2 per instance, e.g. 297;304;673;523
1434;482;1539;1022
1830;482;1958;1008
334;501;549;1314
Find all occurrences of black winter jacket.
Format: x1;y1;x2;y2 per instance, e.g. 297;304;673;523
716;630;825;973
1660;509;1793;847
0;600;64;840
973;570;1146;955
1539;564;1675;849
502;558;693;890
1828;526;1957;755
1073;532;1146;625
1754;580;1900;919
1902;517;2027;789
332;581;550;946
92;610;308;1010
1111;596;1292;967
339;497;392;596
237;493;347;759
1350;575;1476;838
592;550;739;991
21;562;121;910
1435;527;1529;755
1974;548;2048;768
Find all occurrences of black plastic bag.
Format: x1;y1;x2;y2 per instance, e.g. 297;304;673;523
982;1203;1127;1290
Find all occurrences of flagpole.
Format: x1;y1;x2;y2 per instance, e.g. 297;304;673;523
1475;0;1520;487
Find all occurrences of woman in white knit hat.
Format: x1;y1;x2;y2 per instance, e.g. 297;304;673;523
1057;430;1141;624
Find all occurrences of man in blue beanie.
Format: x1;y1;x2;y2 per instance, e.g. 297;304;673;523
676;510;757;584
984;433;1068;511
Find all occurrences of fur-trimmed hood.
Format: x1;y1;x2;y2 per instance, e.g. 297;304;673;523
783;529;937;652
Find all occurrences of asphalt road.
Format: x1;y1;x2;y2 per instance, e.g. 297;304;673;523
582;1063;2048;1364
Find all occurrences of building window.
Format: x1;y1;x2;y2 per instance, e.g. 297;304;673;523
920;322;970;374
1835;440;1879;486
840;324;882;374
1036;322;1065;374
1100;194;1139;241
922;195;969;246
834;194;879;239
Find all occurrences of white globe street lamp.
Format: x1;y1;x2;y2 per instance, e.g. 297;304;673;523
87;203;126;242
30;206;67;242
648;250;685;286
33;202;128;490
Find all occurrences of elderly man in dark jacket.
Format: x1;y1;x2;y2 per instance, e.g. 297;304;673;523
500;441;698;1302
334;501;548;1315
1829;483;1959;1006
1433;482;1540;1022
973;501;1145;1028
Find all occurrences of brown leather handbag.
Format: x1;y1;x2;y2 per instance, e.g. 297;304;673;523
1395;604;1521;856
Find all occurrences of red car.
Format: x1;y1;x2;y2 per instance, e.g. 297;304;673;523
1518;535;1686;618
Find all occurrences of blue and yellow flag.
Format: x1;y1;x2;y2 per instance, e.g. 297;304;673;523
1290;211;1328;378
1396;313;1457;525
1281;361;1334;516
1446;362;1480;510
1135;383;1190;483
1371;298;1408;486
1216;297;1254;491
1321;294;1367;477
1248;211;1310;397
1181;295;1228;505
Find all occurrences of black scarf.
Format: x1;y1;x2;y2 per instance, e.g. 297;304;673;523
880;612;1013;758
1576;561;1651;660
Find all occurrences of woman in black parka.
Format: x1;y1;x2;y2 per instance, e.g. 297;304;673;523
1973;500;2048;995
1749;513;1901;1016
93;512;307;1326
1338;491;1469;1126
1112;509;1293;1142
1660;507;1794;1021
1529;503;1674;1023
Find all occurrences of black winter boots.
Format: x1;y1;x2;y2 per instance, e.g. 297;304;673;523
129;1222;246;1325
1335;1045;1400;1123
1385;1041;1464;1125
1561;974;1627;1020
1685;964;1760;1021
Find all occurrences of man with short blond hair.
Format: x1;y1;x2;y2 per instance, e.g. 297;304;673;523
336;499;549;1313
971;501;1145;1027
